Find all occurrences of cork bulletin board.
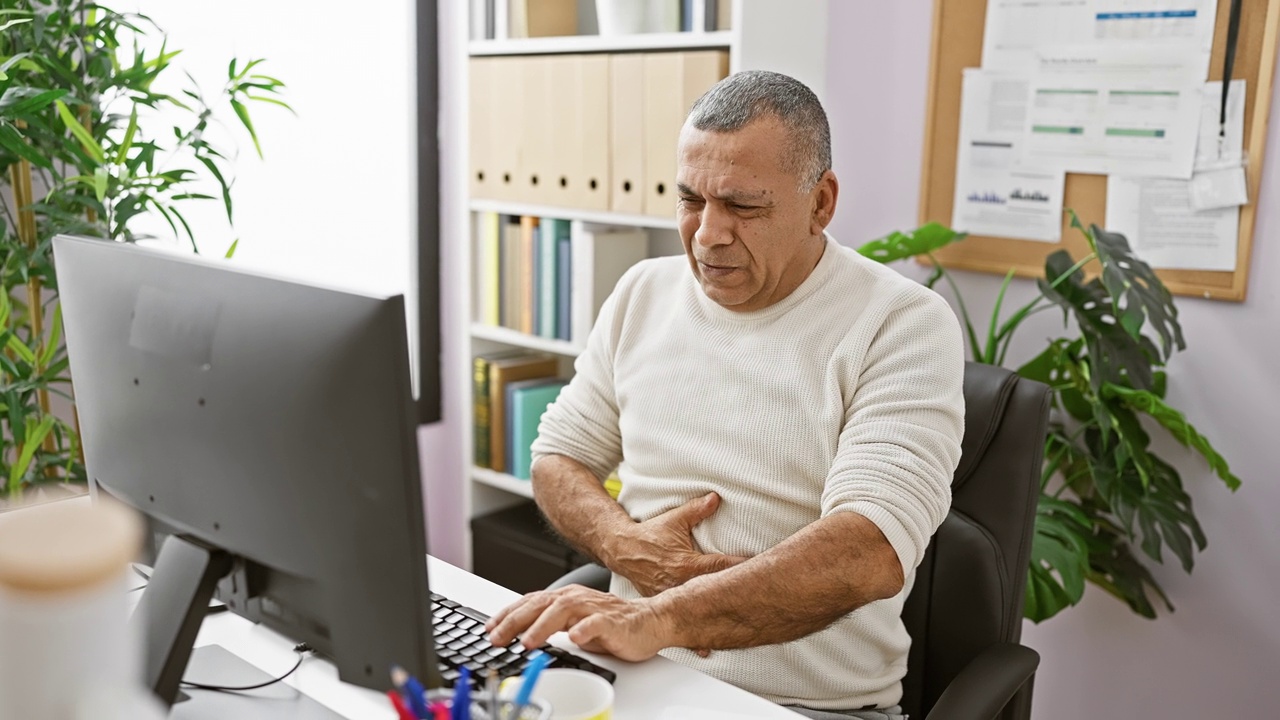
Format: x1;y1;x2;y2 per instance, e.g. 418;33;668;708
918;0;1280;301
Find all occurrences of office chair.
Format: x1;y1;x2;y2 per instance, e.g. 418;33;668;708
549;362;1051;720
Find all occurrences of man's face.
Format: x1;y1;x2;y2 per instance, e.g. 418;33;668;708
676;116;831;313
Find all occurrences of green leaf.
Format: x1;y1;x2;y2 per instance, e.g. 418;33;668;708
246;94;296;114
1077;214;1186;361
225;238;239;259
116;106;139;163
93;166;109;203
0;17;32;33
6;334;36;365
1104;383;1241;490
0;122;53;168
8;415;57;493
1025;493;1094;621
196;154;234;223
1038;249;1158;393
857;223;964;264
984;269;1016;363
38;305;61;368
0;88;68;116
229;98;262;159
55;99;105;164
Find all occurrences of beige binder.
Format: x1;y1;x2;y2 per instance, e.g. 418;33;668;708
491;57;522;202
515;57;554;205
572;54;611;210
643;51;729;218
545;55;577;209
609;54;646;214
469;58;493;199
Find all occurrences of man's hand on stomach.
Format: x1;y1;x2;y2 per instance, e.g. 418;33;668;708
604;492;748;597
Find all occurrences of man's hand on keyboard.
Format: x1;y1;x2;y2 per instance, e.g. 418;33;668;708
486;584;674;663
604;492;748;597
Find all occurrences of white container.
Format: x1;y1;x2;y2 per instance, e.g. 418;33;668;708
595;0;649;35
0;500;162;720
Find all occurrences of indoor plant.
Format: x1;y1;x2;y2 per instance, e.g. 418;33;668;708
858;213;1241;620
0;1;289;501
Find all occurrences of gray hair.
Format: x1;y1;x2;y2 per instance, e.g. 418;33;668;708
686;70;831;193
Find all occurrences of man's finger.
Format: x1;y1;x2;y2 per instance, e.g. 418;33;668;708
488;591;556;646
670;492;721;528
519;595;591;650
690;552;749;575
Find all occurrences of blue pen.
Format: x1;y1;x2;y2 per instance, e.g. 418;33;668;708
513;650;552;711
392;666;431;720
452;666;471;720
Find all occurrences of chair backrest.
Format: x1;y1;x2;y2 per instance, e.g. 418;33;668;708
899;362;1050;720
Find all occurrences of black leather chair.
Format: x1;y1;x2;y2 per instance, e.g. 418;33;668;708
550;363;1051;720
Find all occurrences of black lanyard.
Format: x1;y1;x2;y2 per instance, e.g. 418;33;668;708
1220;0;1244;153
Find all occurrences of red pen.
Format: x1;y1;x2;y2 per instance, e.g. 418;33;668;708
387;689;416;720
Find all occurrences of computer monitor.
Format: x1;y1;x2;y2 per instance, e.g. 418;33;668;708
53;235;437;707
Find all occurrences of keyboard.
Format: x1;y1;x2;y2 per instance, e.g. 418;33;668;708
430;592;617;687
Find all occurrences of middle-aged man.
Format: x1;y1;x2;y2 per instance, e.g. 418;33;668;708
486;70;965;720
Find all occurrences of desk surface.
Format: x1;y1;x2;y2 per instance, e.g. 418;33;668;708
185;556;802;719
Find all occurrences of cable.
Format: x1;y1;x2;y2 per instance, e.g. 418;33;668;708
180;643;314;693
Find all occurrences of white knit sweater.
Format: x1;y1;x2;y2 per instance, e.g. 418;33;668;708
530;234;965;710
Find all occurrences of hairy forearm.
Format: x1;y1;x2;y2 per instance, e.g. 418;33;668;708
530;454;632;566
650;511;905;650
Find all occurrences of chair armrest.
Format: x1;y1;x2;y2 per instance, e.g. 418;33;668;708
926;642;1039;720
547;562;611;591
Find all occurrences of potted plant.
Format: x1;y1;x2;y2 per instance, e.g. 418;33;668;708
857;213;1240;620
0;1;290;502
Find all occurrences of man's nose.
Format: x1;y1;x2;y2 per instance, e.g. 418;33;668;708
693;203;733;248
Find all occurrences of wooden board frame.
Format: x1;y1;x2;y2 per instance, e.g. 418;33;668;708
919;0;1280;301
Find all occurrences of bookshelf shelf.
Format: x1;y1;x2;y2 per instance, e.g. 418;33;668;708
469;199;680;230
468;31;734;57
470;323;585;357
472;467;536;499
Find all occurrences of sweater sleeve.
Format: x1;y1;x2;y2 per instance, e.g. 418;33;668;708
820;291;965;578
529;279;628;480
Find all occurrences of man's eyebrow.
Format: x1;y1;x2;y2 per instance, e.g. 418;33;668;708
675;184;771;204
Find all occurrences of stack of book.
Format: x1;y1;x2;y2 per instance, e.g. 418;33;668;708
472;352;567;479
473;213;648;345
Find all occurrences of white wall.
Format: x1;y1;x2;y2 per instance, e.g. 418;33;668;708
129;1;415;296
826;3;1278;717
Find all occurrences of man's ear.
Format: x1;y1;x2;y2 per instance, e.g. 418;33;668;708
809;170;839;236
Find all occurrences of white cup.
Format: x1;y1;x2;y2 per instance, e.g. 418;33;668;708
504;668;614;720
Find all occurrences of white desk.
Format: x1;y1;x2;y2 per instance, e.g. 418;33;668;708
179;556;802;719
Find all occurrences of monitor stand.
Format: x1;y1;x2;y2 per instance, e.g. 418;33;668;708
171;644;344;720
132;534;233;706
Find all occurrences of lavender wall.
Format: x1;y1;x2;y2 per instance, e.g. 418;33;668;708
825;4;1278;717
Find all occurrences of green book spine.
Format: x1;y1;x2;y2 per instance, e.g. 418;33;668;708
508;379;568;480
472;356;491;467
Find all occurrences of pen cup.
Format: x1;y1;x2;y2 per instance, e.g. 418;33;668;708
423;688;551;720
500;669;614;720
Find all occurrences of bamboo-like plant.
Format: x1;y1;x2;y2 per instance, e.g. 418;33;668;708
0;1;290;500
858;213;1240;621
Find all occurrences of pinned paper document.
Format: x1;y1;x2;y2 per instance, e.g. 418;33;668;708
952;69;1064;242
1105;81;1245;271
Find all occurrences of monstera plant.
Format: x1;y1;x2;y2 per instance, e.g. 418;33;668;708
0;1;289;501
858;212;1240;621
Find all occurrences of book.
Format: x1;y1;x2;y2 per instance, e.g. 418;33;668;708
509;0;576;38
539;218;568;339
555;229;572;342
519;216;538;335
471;350;520;467
500;216;521;329
487;353;558;472
571;226;648;343
476;211;501;326
505;378;568;479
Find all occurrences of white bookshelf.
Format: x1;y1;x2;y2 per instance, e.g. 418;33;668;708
442;0;832;568
469;30;734;56
469;199;680;231
472;467;536;499
470;323;584;358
